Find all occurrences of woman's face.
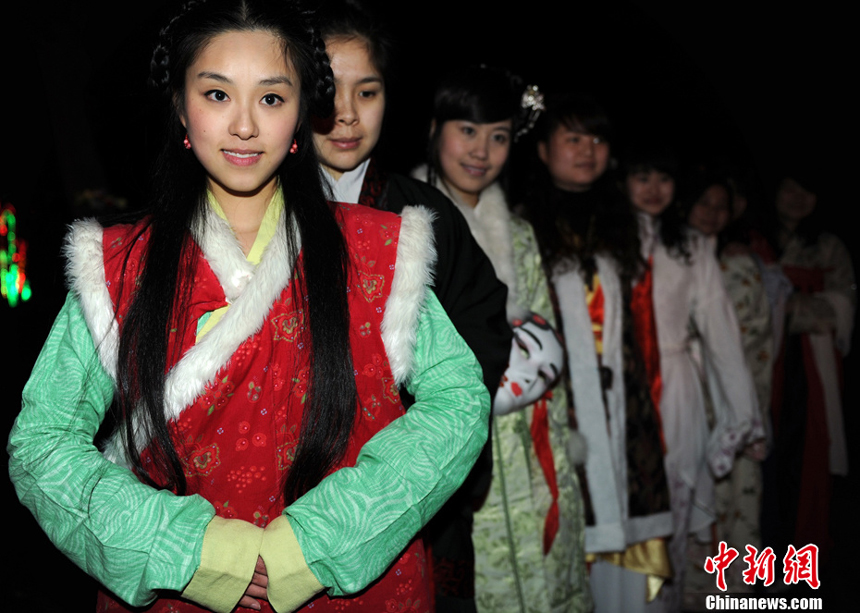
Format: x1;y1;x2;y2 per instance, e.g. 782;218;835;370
775;177;816;226
435;119;512;207
688;184;731;237
538;124;610;192
313;36;385;180
180;30;300;205
626;169;675;217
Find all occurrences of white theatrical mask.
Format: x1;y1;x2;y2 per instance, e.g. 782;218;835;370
494;314;564;415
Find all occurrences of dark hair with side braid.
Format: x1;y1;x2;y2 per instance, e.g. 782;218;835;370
115;0;357;505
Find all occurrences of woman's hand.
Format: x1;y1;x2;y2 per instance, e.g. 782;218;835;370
743;439;768;462
238;557;269;610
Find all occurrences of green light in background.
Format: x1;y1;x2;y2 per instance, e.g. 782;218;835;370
1;203;31;307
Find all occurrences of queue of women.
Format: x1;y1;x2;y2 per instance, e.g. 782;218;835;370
8;0;855;612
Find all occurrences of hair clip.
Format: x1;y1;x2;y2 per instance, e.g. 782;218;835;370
516;84;545;141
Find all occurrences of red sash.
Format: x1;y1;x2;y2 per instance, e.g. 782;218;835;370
631;260;665;450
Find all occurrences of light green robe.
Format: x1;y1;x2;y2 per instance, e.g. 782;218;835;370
9;205;489;611
473;216;592;613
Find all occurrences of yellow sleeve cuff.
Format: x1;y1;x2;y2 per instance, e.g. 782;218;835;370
260;515;325;612
181;516;264;613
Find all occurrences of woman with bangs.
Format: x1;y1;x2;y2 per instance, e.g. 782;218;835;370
682;169;773;597
522;95;673;612
752;173;855;563
623;148;763;612
414;66;591;613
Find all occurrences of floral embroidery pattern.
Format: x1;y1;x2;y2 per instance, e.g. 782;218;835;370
213;500;237;519
252;508;270;528
232;335;261;368
272;309;304;342
182;443;221;477
292;367;310;403
362;353;386;379
277;424;299;472
247;381;262;402
200;376;234;415
271;362;286;391
358;270;385;302
383;598;423;612
361;394;381;421
383;378;400;405
378;223;395;246
226;464;268;494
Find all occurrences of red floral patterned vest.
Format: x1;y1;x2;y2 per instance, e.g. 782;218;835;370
97;203;430;612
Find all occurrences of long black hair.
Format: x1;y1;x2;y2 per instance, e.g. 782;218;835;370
760;173;824;255
680;167;736;254
115;0;356;505
620;144;692;262
523;93;643;283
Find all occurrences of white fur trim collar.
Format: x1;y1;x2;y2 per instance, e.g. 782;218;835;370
164;208;296;416
66;202;434;397
411;166;519;320
65;204;434;457
65;207;297;421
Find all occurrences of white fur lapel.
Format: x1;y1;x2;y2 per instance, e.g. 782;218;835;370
64;207;297;422
455;183;518;308
163;208;296;417
65;204;431;457
382;205;436;385
64;219;120;379
412;166;519;320
552;256;628;553
196;210;257;302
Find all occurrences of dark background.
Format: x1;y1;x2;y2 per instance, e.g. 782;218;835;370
2;1;854;610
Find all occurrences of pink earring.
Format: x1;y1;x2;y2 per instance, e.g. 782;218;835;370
289;139;298;154
183;134;192;150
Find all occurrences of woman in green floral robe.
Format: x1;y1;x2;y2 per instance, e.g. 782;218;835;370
413;65;591;613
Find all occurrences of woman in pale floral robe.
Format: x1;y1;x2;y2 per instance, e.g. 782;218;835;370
682;173;773;601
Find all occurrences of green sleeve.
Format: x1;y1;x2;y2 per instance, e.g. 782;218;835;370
280;290;490;598
8;293;216;608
